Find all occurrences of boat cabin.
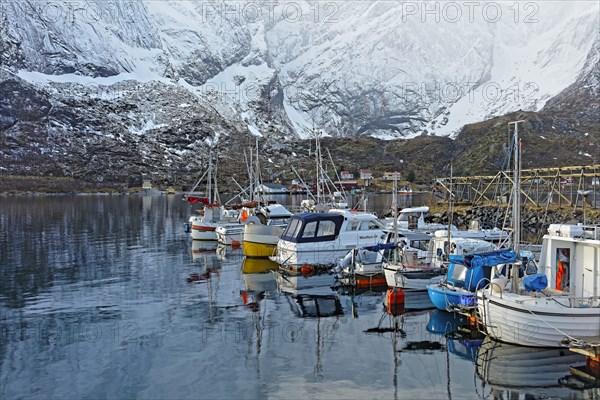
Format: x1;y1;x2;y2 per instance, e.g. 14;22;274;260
280;213;344;243
276;209;387;267
539;224;600;298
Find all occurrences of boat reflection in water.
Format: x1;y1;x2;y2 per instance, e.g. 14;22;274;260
274;269;343;318
241;257;278;293
425;310;484;362
239;258;278;314
189;241;221;281
191;240;218;261
384;289;434;312
475;337;591;398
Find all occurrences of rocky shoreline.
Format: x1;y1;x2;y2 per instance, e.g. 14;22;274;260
426;206;600;231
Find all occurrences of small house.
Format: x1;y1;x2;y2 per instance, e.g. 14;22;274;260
340;171;354;180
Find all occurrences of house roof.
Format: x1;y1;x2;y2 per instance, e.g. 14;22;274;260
261;183;286;189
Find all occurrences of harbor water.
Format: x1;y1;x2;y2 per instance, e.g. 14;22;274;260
0;195;597;399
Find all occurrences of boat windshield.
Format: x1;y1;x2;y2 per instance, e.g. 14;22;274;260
398;212;422;222
280;214;344;243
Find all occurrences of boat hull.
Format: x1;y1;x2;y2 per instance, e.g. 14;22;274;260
427;283;476;311
384;264;444;290
190;223;218;241
242;224;283;258
477;291;600;347
215;224;244;246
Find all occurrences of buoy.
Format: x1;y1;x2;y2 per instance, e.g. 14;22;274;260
301;264;315;277
385;289;405;316
232;240;241;247
240;209;249;222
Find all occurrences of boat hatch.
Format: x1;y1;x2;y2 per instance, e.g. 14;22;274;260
280;213;344;243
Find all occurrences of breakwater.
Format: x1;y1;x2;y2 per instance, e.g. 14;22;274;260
426;206;600;231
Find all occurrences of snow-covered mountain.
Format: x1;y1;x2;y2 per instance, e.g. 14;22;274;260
0;0;599;185
1;0;598;140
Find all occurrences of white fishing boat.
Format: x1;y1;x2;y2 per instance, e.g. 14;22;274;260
272;209;387;268
186;156;231;241
384;237;498;290
477;121;600;348
215;222;245;246
432;221;510;245
384;206;449;232
477;223;600;347
334;243;395;287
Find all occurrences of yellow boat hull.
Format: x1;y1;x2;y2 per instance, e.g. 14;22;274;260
242;240;277;258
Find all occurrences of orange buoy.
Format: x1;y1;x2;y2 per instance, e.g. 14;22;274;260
385;289;405;316
386;289;405;305
301;264;315;277
231;240;241;247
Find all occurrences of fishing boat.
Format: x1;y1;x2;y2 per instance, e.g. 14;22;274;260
384;237;498;290
334;243;396;288
384;206;449;232
242;204;293;258
215;222;245;246
477;121;600;348
426;249;515;311
272;209;387;269
187;156;228;241
477;224;600;347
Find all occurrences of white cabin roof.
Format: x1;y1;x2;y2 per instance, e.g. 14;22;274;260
399;206;429;214
329;209;378;221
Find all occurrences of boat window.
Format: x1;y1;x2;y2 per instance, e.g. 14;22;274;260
317;220;337;236
411;240;429;251
302;221;318;238
524;258;538;275
283;218;301;238
398;212;420;222
359;220;382;230
346;221;360;231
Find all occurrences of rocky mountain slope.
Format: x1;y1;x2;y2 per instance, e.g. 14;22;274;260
0;1;598;187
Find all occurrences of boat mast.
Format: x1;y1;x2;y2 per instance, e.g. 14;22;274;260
446;162;453;259
509;120;525;293
207;153;212;204
392;174;399;262
315;129;322;205
213;155;220;204
255;136;262;204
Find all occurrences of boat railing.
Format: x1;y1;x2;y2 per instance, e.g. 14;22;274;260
582;225;600;240
509;295;600;308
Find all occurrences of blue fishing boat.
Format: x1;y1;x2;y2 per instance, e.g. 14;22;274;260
426;249;516;311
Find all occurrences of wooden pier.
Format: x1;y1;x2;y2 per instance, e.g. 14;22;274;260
435;164;600;210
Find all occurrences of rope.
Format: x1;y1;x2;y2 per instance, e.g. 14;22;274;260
523;307;580;344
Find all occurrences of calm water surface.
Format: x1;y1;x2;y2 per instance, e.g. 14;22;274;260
0;195;597;399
